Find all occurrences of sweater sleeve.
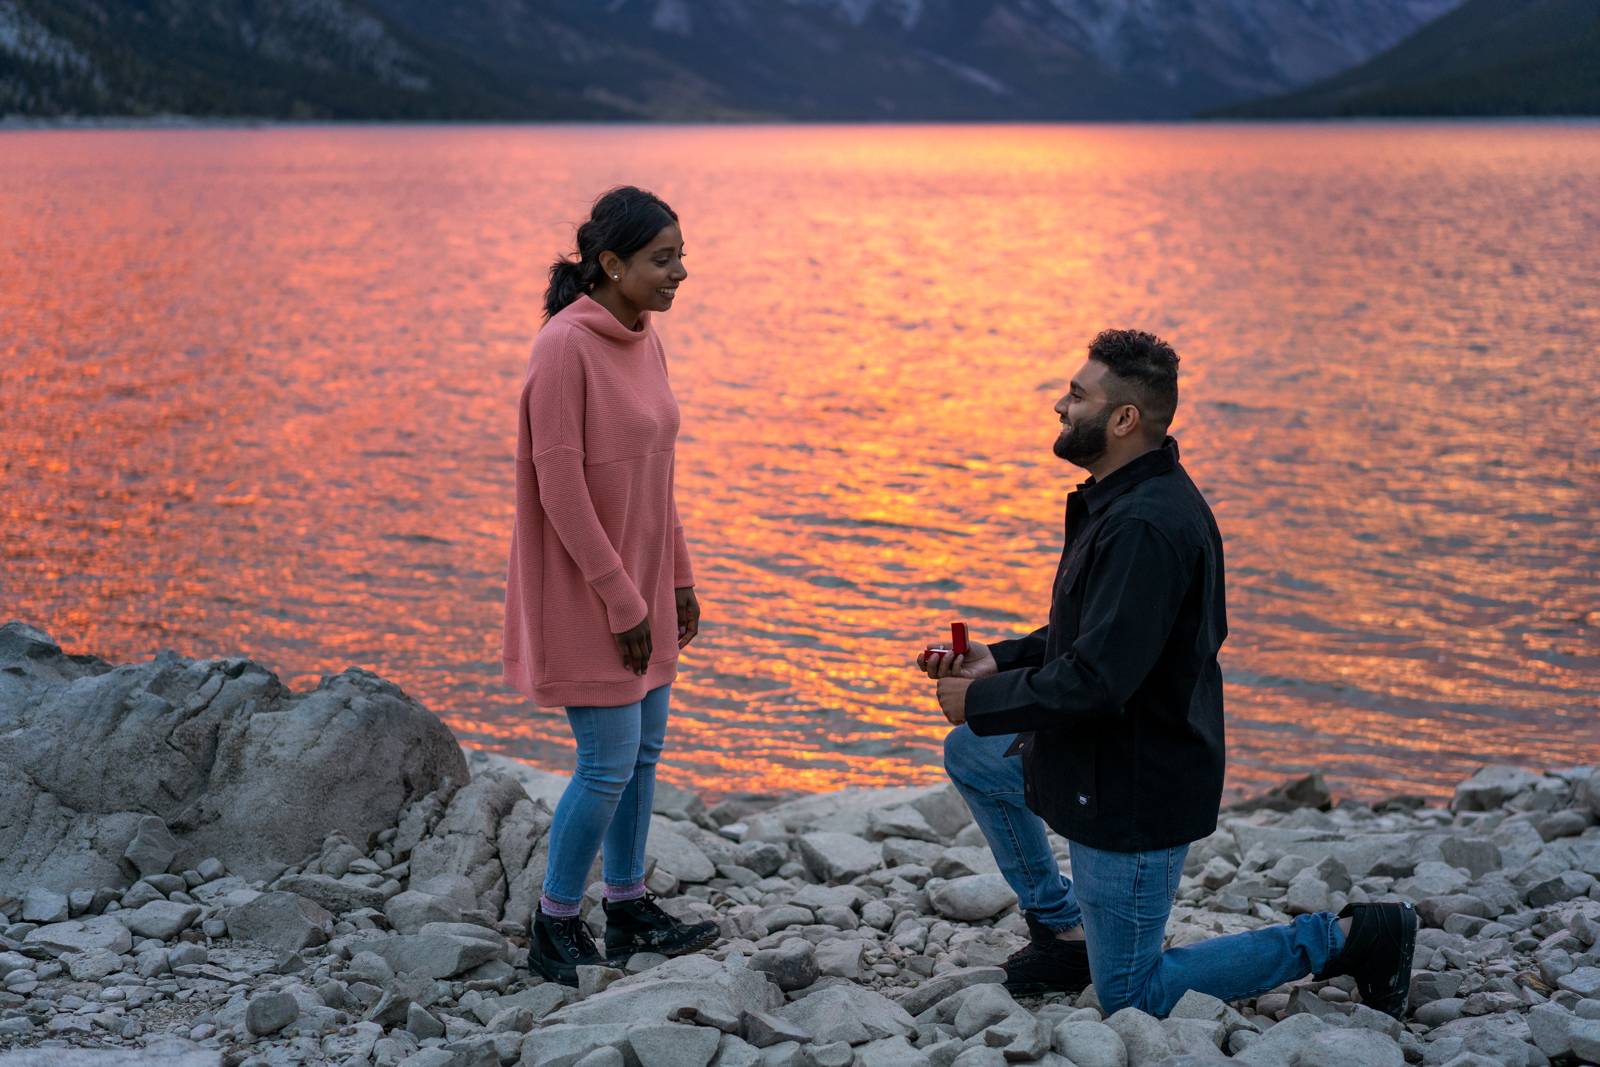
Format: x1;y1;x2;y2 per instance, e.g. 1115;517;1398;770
525;332;648;633
670;470;694;588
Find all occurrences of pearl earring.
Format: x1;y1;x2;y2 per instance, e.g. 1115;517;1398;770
612;274;619;280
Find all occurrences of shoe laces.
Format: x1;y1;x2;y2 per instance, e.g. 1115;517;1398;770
550;915;600;960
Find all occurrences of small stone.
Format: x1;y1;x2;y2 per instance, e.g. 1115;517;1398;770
954;985;1019;1038
1572;1018;1600;1063
1438;837;1502;878
1557;966;1600;998
64;948;122;981
123;815;180;878
1294;1028;1403;1067
1410;970;1465;1006
406;1001;445;1039
246;991;300;1036
625;1021;721;1067
1105;1006;1172;1065
20;888;69;924
1413;998;1466;1025
796;832;883;882
742;1008;811;1048
578;964;625;997
226;891;334;952
749;938;818;992
123;900;202;941
928;875;1018;922
1052;1019;1127;1067
815;939;866;980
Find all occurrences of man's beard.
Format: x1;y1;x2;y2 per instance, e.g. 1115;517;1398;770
1053;405;1111;467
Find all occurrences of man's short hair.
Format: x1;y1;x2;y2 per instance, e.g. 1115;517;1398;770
1088;329;1179;436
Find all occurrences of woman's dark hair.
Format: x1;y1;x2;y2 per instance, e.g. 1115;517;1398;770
545;186;679;321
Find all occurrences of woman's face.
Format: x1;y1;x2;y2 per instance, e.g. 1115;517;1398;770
616;223;687;313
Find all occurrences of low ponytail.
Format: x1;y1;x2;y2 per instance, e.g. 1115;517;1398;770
542;186;679;322
544;257;592;321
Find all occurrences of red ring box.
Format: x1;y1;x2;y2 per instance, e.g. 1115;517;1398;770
923;622;969;660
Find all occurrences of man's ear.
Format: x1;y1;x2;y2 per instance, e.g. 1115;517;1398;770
1112;403;1142;440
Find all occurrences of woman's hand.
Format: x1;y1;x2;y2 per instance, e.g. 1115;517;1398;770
675;586;701;649
916;638;998;681
614;617;652;675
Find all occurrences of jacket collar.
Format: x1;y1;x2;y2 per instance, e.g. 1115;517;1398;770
1078;437;1180;515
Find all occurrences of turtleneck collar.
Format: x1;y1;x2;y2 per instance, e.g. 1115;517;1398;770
563;294;653;345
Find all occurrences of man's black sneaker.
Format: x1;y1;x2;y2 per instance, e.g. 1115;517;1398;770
1315;902;1418;1019
528;905;604;986
602;893;719;962
1003;914;1092;996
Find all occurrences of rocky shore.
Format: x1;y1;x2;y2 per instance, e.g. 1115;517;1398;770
2;622;1599;1067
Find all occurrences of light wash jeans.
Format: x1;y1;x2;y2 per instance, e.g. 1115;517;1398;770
944;724;1345;1017
541;684;671;906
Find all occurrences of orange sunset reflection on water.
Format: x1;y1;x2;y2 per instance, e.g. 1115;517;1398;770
2;123;1597;804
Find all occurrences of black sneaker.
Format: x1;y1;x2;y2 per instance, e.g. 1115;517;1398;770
602;893;719;962
1315;902;1418;1019
1003;914;1092;996
529;905;604;986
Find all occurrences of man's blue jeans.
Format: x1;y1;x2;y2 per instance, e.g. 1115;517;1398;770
542;684;671;906
944;724;1345;1017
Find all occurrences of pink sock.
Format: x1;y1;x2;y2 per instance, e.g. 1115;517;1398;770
539;894;581;919
605;881;647;903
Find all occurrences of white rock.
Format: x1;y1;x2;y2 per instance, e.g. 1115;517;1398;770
928;875;1017;922
1294;1028;1404;1067
25;916;133;956
797;832;882;882
1052;1019;1128;1067
122;900;201;941
774;985;916;1046
624;1021;721;1067
1104;1007;1173;1066
20;887;69;924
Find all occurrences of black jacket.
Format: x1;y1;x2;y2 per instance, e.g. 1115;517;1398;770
965;438;1227;851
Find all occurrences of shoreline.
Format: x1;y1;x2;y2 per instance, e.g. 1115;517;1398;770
2;623;1598;1066
5;116;1598;133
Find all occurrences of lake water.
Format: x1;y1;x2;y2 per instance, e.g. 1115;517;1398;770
2;123;1597;803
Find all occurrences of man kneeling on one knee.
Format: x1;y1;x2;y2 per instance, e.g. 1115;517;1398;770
919;329;1417;1019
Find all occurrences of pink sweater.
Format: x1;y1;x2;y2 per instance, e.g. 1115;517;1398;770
502;295;694;708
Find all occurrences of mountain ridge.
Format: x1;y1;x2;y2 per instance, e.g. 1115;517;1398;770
1;0;1465;121
1213;0;1600;119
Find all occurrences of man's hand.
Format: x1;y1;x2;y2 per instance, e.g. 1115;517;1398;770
937;676;973;725
613;617;652;675
675;586;700;649
917;639;998;680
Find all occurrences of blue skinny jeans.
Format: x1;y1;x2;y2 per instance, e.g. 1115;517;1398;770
944;724;1345;1017
541;684;670;906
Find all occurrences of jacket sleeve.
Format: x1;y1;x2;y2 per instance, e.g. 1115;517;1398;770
525;334;648;633
989;626;1048;671
965;517;1190;736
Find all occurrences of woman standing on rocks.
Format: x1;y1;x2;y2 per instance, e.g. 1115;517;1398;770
503;186;717;985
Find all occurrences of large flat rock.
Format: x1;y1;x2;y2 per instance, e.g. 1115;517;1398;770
0;622;468;893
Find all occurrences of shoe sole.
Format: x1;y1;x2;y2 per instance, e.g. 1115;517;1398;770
606;925;719;966
526;955;580;988
1003;977;1089;997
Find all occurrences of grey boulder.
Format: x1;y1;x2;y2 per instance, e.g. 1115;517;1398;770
927;874;1017;922
225;891;334;952
0;623;468;894
774;985;916;1047
121;899;201;941
546;954;782;1031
